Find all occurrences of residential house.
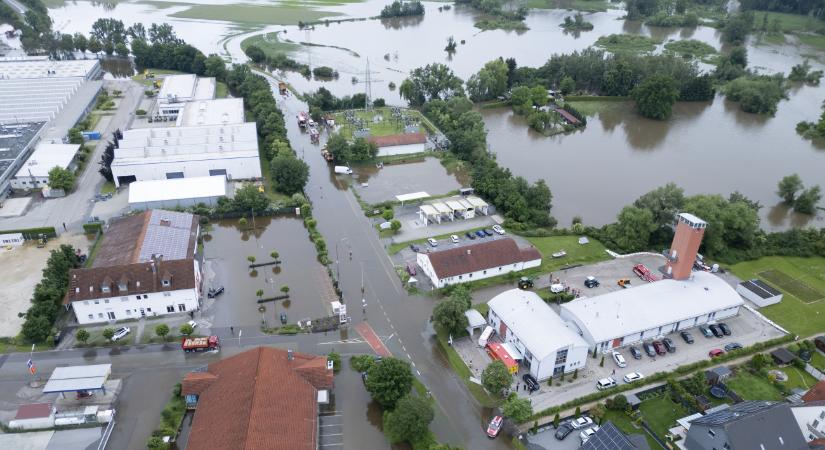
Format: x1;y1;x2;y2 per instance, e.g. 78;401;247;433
581;421;650;450
791;401;825;443
684;401;808;450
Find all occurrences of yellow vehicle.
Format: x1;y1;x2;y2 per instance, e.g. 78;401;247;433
617;278;631;289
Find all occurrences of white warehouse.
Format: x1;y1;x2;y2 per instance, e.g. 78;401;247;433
560;271;744;353
156;74;216;118
10;143;79;190
488;289;589;381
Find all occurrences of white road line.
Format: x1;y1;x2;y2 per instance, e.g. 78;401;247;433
406;353;412;359
417;369;422;376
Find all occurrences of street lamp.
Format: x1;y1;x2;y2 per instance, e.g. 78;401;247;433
335;237;349;282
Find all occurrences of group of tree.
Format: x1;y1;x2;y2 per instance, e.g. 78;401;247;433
788;60;824;85
47;166;76;192
325;133;378;163
740;0;825;18
560;13;594;31
305;87;369;113
466;59;509;102
399;63;466;106
456;0;527;21
624;0;707;27
432;285;472;335
721;12;755;44
22;245;80;342
244;45;311;77
721;74;788;115
796;100;825;141
380;0;425;18
777;174;822;215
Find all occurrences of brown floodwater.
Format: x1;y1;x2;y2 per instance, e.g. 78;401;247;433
350;156;466;204
203;215;333;328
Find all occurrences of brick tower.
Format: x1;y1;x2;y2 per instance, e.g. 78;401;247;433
665;213;707;280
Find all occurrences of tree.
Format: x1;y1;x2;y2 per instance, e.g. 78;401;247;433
721;12;753;44
794;186;822;215
553;413;560;428
256;289;264;299
574;406;581;417
127;23;147;41
180;323;194;336
466;59;509;102
399;63;465;106
102;327;115;341
204;54;227;79
631;75;680;120
444;35;457;53
115;42;129;57
559;76;576;95
481;361;511;396
606;394;628;410
502;395;533;423
280;285;290;294
270;251;279;260
155;323;170;341
234;183;270;212
778;174;804;204
634;183;685;229
432;297;469;335
48;166;75;191
247;256;256;264
88;36;103;54
600;355;605;367
75;328;90;345
383;395;434;443
365;357;413;408
390;220;402;232
683;371;707;396
608;206;656;252
590;402;606;424
73;33;88;54
270;154;309;195
327;351;341;372
382;209;394;221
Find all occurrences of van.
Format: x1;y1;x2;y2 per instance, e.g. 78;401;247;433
596;377;617;390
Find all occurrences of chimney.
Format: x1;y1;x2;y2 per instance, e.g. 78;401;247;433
150;254;157;274
287;349;294;361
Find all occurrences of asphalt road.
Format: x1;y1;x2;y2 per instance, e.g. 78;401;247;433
2;0;26;14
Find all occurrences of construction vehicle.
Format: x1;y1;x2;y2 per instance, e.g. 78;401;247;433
278;82;287;95
36;234;48;248
517;277;534;289
632;264;659;282
617;278;631;289
182;336;220;353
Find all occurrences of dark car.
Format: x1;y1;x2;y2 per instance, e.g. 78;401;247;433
643;342;656;357
699;325;713;338
280;313;287;324
54;330;63;346
663;337;676;353
584;276;600;288
475;230;486;238
555;423;574;440
724;342;743;352
409;244;421;252
709;324;724;338
652;341;667;355
629;346;642;360
800;349;813;362
483;229;494;237
680;331;694;344
718;323;731;336
466;232;476;240
522;373;540;392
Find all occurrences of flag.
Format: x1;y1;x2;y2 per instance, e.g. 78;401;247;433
27;359;36;375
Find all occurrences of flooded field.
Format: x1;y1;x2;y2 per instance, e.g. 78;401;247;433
203;215;335;329
351;156;466;204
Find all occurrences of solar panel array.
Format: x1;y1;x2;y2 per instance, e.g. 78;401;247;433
581;422;638;450
691;401;776;427
137;210;196;262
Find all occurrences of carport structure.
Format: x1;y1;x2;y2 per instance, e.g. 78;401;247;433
431;202;454;222
464;309;486;336
466;196;489;215
445;199;467;219
43;364;111;398
396;191;430;206
418;204;440;225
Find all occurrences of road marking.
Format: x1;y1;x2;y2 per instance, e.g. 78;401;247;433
417;369;422;376
406;353;412;359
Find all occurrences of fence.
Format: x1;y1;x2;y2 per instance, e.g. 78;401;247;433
806;363;825;381
97;409;116;450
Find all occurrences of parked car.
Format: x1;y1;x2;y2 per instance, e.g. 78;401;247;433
699;325;713;338
112;327;131;341
483;229;494;237
427;238;438;247
663;337;676;353
570;417;594;429
612;352;627;368
409;244;420;252
584;276;600;288
709;324;723;338
580;426;599;444
652;341;667;355
450;234;459;244
555;423;574;440
186;320;198;330
280;313;287;324
718;323;731;336
406;263;416;276
486;415;503;438
643;342;656;357
522;373;540;392
629;346;642;360
623;372;644;383
680;331;694;344
724;342;743;351
492;224;505;235
465;232;476;240
709;348;725;358
475;230;486;238
596;377;617;390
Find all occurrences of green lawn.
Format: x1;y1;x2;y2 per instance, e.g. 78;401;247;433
663;39;717;61
523;235;610;273
525;0;609;12
812;350;825;372
725;370;784;401
729;256;825;337
100;181;116;195
798;33;825;51
170;4;342;26
565;99;629;117
755;11;825;34
216;81;229;99
595;34;661;54
472;302;490;318
240;32;301;57
637;395;688;438
783;364;819;391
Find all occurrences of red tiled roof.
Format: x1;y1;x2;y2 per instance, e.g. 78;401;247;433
424;238;541;279
803;380;825;403
15;403;52;420
181;372;217;396
185;347;333;450
556;108;581;125
367;132;426;147
64;258;196;304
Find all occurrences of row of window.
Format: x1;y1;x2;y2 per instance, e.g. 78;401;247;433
443;265;514;283
85;303;186;321
86;292;171;306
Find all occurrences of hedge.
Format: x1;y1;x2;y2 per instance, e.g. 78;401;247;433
0;226;57;239
82;223;102;234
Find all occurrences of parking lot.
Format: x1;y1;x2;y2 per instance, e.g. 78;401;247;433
523;420;600;450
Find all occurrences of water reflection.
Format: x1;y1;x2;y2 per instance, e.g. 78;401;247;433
767;202;817;228
351;157;466;203
380;15;425;30
100;57;135;78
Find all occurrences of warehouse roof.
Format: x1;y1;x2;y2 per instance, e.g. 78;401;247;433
424;238;541;279
177;98;244;127
129;176;226;204
488;290;587;361
43;364;111;393
158;74;215;104
0;59;99;79
13;143;78;178
561;271;744;344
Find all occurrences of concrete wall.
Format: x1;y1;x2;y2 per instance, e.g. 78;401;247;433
376;142;426;157
10;175;48;190
72;287;200;325
129;194;222;211
112;156;261;187
8;416;54;430
417;255;541;289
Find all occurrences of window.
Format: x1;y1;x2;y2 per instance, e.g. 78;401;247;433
166;305;174;313
458;275;462;280
163;292;171;297
88;314;93;320
135;296;141;300
126;310;131;316
555;349;568;365
104;299;109;304
162;279;170;287
121;297;128;302
708;430;716;437
98;313;103;318
178;304;186;312
84;301;89;306
143;295;148;299
146;308;152;312
483;270;487;275
107;312;115;320
469;273;472;278
814;420;820;428
94;300;99;304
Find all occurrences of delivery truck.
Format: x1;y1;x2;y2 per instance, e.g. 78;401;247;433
182;336;220;353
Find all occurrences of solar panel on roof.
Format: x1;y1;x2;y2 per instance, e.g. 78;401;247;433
581;422;637;450
751;279;781;296
691;401;776;426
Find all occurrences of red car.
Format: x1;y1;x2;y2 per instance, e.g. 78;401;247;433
652;341;667;355
709;349;725;358
487;415;503;438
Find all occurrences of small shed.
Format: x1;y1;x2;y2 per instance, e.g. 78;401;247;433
464;309;486;336
457;198;476;219
705;366;732;385
445;200;466;219
418;204;440;225
736;279;783;307
771;347;797;366
625;392;642;410
815;336;825;354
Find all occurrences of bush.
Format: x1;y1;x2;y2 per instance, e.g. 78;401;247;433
351;354;375;372
136;109;146;116
83;222;102;234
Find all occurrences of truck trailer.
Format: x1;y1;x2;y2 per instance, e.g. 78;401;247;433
182;336;220;353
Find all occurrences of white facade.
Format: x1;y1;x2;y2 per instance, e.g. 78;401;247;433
376;142;426;157
561;271;744;353
791;404;825;442
72;286;200;325
487;290;589;380
0;233;25;247
128;176;227;210
416;251;540;289
10;143;79;189
736;280;783;307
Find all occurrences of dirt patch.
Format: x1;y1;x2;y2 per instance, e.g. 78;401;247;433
759;269;824;303
0;233;93;337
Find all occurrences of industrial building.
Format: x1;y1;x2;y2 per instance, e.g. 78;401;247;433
487;289;589;380
417;196;489;225
112;98;260;187
367;132;428;157
416;238;541;288
0;122;46;195
736;279;783;307
128;176;227;210
10;143;79;189
156;74;216;118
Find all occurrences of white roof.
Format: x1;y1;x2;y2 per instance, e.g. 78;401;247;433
113;122;259;164
488;289;588;360
458;198;474;209
466;196;488;207
43;364;111;393
158;74;198;102
177;98;244;127
193;77;216;101
432;202;452;214
14;143;79;178
0;59;99;79
129;176;226;204
419;204;439;216
561;271;744;343
396;191;430;202
464;309;486;328
678;212;707;226
445;200;465;211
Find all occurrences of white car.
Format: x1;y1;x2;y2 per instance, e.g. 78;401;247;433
427;238;438;247
612;351;627;368
450;234;459;244
111;327;131;341
570;417;593;429
492;224;505;235
623;372;644;383
580;426;600;443
187;320;198;329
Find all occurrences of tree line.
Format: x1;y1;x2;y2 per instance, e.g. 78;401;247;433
380;0;425;18
244;44;311;78
740;0;825;17
22;245;79;342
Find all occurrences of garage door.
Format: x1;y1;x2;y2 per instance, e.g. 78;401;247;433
166;172;184;179
209;169;227;177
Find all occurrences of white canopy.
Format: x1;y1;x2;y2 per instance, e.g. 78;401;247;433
396;192;430;203
43;364;111;393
